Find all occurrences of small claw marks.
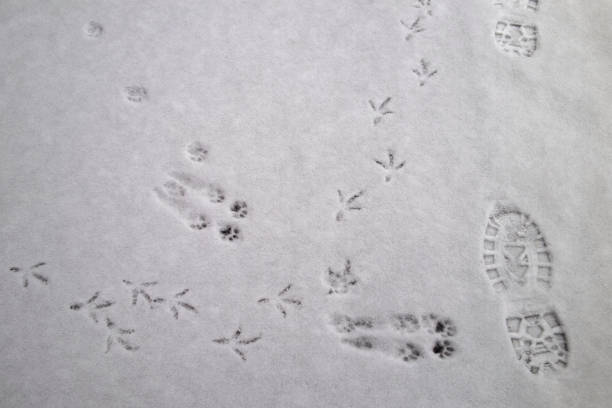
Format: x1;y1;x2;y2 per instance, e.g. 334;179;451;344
374;149;406;183
369;97;393;125
257;283;302;318
324;259;359;295
213;327;262;362
336;190;365;222
412;58;438;86
8;262;48;288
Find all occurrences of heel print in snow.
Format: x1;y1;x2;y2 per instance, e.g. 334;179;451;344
494;20;538;57
482;202;569;375
506;308;569;374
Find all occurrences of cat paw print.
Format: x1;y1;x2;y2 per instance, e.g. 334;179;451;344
230;200;248;219
389;313;421;333
421;313;457;337
394;341;423;363
432;339;456;359
218;223;242;242
185;141;209;163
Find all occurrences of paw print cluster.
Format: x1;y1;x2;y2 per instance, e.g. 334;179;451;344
327;310;459;363
153;142;249;243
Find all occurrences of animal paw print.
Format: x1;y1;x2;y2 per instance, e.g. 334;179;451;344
124;86;148;103
421;314;457;337
257;284;302;318
336;190;365;222
328;313;378;334
400;17;425;41
165;288;198;319
412;58;438;86
432;339;456;359
213;327;262;361
324;259;359;295
219;223;241;242
8;262;48;288
185;141;208;163
230;200;248;219
207;184;226;204
395;341;423;362
70;291;115;323
83;21;103;38
374;149;406;183
389;313;421;333
340;335;378;351
368;97;393;125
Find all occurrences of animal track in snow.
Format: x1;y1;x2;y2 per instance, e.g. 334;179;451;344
327;311;458;363
153;181;211;231
104;317;139;353
257;284;302;318
122;280;163;308
323;259;359;295
412;58;438;86
482;201;569;375
494;20;538;57
213;327;262;362
413;0;434;16
123;86;148;103
368;97;393;125
70;291;115;323
185;141;209;163
400;18;425;41
374;149;406;183
335;190;365;222
8;262;48;288
83;21;104;38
